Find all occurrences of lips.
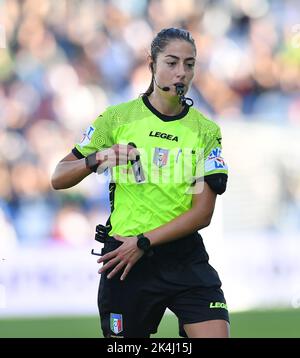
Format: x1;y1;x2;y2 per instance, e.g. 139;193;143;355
174;82;185;88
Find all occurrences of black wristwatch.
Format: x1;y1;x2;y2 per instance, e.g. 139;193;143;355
137;234;153;256
85;152;100;172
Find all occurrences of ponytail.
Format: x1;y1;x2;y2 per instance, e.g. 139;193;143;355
143;76;154;96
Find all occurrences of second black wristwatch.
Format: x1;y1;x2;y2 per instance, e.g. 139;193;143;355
137;234;153;256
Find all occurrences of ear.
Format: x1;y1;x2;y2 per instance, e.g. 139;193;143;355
147;56;155;73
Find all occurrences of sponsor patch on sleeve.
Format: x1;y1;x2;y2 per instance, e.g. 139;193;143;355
205;147;228;173
78;125;95;148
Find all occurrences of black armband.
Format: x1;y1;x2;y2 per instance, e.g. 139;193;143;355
204;173;228;195
72;147;85;159
85;152;99;173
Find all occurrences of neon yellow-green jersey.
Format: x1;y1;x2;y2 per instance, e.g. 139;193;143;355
72;96;228;237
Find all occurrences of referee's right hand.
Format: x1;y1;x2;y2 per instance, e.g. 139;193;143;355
96;144;140;168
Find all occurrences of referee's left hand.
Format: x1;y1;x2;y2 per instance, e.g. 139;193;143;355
97;236;144;281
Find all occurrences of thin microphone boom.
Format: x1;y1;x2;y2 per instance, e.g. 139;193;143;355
153;76;170;91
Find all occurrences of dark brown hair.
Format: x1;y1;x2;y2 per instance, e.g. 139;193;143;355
144;28;196;96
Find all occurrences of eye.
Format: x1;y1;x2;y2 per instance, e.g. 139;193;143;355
167;62;176;67
186;63;195;69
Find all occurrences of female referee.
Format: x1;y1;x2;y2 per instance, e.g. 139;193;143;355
51;28;230;338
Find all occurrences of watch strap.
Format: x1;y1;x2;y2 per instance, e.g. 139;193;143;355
137;233;153;257
85;152;100;173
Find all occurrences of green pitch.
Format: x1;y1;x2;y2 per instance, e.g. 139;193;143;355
0;309;300;338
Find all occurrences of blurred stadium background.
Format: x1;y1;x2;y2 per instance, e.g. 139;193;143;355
1;0;300;338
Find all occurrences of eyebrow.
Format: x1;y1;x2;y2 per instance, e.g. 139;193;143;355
165;55;195;61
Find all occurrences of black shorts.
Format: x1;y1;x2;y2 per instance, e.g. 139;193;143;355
98;233;229;338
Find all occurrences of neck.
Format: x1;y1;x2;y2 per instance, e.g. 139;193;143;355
148;90;184;116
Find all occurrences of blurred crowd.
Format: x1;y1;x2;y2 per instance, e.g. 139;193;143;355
1;0;300;246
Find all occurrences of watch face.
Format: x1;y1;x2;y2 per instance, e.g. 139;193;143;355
137;236;150;251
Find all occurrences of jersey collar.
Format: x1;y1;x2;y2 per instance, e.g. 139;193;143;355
142;95;189;122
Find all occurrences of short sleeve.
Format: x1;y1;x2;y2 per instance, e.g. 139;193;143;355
73;111;114;158
203;124;228;177
192;123;228;194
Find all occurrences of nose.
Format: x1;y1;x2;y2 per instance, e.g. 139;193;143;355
176;62;186;79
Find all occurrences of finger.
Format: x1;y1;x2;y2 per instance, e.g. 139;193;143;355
97;249;118;263
96;148;114;162
113;145;129;157
112;145;139;165
128;148;140;161
117;144;139;161
107;260;126;280
98;257;119;274
120;262;133;281
116;153;131;166
107;147;128;166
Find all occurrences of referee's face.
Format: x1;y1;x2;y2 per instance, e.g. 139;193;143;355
155;39;196;96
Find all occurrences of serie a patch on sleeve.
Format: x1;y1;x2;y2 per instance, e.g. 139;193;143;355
205;147;227;173
78;125;95;148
